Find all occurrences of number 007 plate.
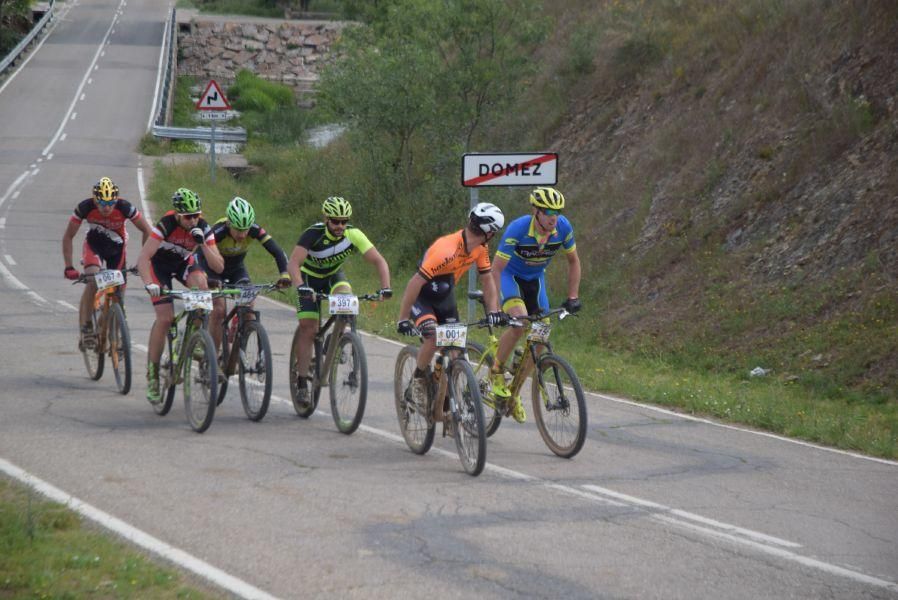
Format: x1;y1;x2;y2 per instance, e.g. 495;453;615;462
435;323;468;348
328;294;359;315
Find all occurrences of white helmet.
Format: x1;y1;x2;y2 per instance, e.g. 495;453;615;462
469;202;504;234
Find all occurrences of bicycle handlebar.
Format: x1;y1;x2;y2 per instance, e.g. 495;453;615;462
73;266;139;285
298;290;385;303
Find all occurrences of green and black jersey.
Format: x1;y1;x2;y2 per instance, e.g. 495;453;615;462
210;217;288;273
296;222;373;278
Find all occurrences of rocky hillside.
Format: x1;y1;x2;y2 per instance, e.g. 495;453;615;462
526;1;897;399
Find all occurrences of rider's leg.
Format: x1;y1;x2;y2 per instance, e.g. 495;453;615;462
294;318;319;379
209;296;225;352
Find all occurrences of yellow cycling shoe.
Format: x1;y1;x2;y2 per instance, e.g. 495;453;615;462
511;397;526;423
490;371;511;398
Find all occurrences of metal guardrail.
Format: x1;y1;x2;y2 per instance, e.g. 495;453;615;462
149;7;246;143
0;0;56;76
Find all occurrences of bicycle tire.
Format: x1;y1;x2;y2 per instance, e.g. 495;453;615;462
289;327;320;417
216;332;229;406
329;331;367;435
108;303;131;395
82;307;104;380
183;329;218;433
154;324;176;416
465;341;503;437
531;353;587;458
393;345;434;455
450;358;486;476
238;320;272;422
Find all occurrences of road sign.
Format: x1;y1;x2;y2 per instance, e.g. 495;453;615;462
462;152;558;187
196;79;231;111
197;110;231;121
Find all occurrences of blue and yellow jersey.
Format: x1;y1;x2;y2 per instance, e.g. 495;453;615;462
495;214;575;279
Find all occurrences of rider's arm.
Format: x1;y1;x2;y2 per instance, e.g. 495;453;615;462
491;254;509;293
287;245;308;285
565;248;581;300
362;246;391;290
200;240;224;274
480;270;501;314
61;219;80;269
397;272;427;321
260;236;289;275
134;213;153;245
137;237;162;285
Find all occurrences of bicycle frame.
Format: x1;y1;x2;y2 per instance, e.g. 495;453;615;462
217;285;273;377
163;295;211;387
307;291;378;389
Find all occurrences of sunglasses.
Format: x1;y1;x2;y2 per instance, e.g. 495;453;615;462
179;212;201;219
539;208;562;216
96;200;116;207
328;218;349;225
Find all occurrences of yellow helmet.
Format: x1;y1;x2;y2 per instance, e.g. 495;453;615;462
529;186;565;211
93;177;119;204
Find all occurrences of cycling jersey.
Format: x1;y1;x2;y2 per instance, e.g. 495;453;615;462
415;228;491;302
71;198;141;246
200;218;288;282
296;223;373;278
149;210;216;265
495;214;575;279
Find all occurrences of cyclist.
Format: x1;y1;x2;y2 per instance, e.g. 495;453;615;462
137;188;224;404
287;196;392;404
396;202;507;407
62;177;152;350
199;196;292;355
489;186;581;423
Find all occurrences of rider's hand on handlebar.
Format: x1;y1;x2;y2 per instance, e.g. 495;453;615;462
295;285;314;299
64;266;80;281
276;273;292;289
487;311;509;327
190;227;205;244
397;319;417;336
562;297;581;314
378;287;393;300
145;283;161;298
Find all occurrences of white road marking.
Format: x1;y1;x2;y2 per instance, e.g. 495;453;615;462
70;112;76;121
0;218;5;228
80;93;85;101
4;254;16;265
146;6;174;131
0;1;74;96
57;300;77;311
0;261;27;289
60;133;67;142
0;458;279;600
26;291;47;305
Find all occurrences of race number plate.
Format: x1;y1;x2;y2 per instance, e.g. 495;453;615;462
235;287;259;306
435;323;468;348
95;269;124;291
526;320;552;343
328;294;359;315
183;291;213;311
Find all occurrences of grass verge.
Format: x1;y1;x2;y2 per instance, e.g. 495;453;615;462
0;477;220;599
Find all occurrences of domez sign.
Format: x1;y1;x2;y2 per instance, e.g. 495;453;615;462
462;152;558;187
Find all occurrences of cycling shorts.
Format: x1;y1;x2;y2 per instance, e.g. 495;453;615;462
296;270;349;320
148;255;203;306
499;271;548;316
81;238;125;271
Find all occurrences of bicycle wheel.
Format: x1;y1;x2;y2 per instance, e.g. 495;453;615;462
81;307;104;380
329;331;367;435
216;333;229;406
107;303;131;395
531;353;587;458
289;327;321;417
465;342;502;437
183;329;218;433
154;325;176;416
393;345;434;455
450;358;486;476
238;321;272;422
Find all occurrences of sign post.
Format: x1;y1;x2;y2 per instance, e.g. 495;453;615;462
461;152;559;321
195;80;232;183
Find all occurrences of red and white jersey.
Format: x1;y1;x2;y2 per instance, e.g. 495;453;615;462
150;210;216;264
71;198;141;245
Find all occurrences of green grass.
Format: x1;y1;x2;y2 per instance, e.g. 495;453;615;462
0;477;221;599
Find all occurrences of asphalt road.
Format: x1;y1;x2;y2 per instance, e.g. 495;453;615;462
1;2;896;598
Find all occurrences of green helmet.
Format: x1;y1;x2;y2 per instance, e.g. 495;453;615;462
172;188;201;214
529;186;565;210
226;196;255;230
322;196;352;219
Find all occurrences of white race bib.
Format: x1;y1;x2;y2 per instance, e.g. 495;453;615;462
95;269;125;291
435;323;468;348
183;291;213;311
235;287;259;306
527;320;552;344
328;294;359;315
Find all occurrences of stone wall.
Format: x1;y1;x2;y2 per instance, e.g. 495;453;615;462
176;16;344;106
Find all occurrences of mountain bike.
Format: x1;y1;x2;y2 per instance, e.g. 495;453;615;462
466;291;587;458
151;289;218;433
214;283;276;422
75;267;138;394
289;291;381;434
394;320;487;476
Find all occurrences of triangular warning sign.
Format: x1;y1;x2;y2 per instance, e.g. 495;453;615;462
196;79;231;111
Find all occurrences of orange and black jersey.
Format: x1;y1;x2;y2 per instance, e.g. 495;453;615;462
416;229;490;298
70;198;141;246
